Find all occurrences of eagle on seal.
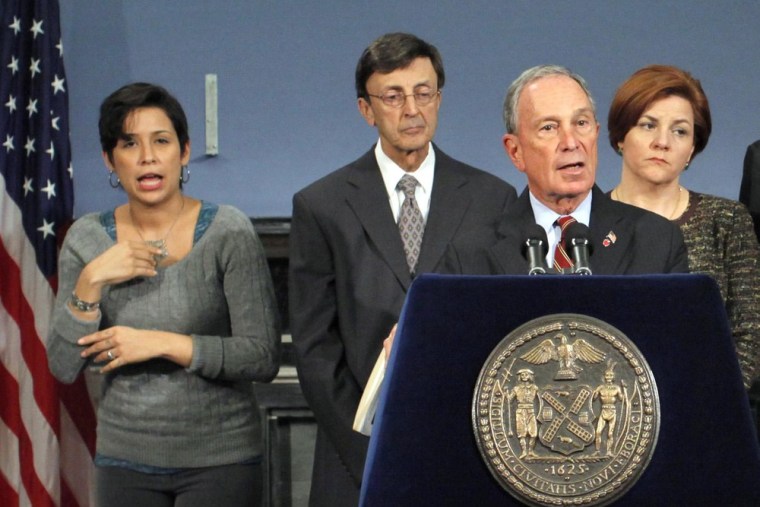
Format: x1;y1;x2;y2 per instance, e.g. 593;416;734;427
520;333;605;380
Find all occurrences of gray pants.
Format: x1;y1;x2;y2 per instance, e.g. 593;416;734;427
95;462;262;507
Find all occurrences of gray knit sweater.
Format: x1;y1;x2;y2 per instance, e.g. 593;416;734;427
47;203;280;468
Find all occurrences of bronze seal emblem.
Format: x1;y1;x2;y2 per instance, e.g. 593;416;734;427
472;314;660;506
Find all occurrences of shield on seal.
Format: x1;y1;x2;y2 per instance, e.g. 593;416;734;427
537;384;595;455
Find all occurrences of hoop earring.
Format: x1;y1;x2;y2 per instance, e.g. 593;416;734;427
108;170;120;188
180;165;190;184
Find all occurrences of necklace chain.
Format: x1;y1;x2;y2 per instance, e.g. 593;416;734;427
668;186;684;220
130;197;185;263
612;186;684;220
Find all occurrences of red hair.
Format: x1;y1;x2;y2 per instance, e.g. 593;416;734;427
607;65;711;159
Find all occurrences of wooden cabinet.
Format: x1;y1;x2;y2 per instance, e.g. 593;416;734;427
255;368;315;507
253;218;316;507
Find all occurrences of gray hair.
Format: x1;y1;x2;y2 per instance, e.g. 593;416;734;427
502;65;596;134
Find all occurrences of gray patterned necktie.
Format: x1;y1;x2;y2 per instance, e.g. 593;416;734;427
397;174;425;274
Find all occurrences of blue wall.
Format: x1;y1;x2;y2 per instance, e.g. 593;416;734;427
61;1;760;218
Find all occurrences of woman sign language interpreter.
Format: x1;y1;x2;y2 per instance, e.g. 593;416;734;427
47;82;280;507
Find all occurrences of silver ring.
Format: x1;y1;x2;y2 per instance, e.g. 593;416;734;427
107;350;114;361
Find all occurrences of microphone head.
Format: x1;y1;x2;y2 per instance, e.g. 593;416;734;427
522;223;549;255
522;223;549;275
563;222;594;254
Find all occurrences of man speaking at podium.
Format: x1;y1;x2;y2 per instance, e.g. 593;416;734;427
444;65;688;276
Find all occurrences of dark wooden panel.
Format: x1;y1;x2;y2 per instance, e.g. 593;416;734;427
252;217;291;333
256;381;315;507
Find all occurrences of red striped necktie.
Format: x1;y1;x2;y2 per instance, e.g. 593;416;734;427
554;215;576;271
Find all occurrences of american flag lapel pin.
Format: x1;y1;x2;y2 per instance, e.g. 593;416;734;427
602;231;617;247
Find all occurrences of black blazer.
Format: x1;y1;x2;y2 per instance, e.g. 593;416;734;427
289;145;517;506
740;139;760;241
444;185;689;275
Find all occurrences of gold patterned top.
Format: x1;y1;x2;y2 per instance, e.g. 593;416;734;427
676;192;760;388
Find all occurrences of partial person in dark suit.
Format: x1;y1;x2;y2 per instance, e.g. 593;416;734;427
444;65;688;275
289;33;517;507
740;139;760;241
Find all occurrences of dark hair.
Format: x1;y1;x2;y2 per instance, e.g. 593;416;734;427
355;32;445;100
99;82;189;162
607;65;711;158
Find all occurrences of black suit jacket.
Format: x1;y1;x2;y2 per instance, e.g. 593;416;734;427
740;139;760;241
444;185;688;275
289;145;517;506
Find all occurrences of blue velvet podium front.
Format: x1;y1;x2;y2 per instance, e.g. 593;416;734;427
359;274;760;506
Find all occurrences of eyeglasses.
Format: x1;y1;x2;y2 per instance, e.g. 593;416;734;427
367;88;440;108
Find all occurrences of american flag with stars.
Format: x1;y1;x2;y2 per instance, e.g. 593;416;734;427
1;1;95;505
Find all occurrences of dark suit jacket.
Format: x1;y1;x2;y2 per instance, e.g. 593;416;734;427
740;139;760;241
443;185;689;275
289;145;516;507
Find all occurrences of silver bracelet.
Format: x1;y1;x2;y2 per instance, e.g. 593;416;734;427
70;291;100;312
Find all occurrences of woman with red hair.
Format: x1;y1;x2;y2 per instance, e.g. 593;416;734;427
608;64;760;389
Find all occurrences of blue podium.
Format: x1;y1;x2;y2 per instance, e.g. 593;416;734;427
360;274;760;506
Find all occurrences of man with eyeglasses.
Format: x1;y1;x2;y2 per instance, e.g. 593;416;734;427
289;32;516;507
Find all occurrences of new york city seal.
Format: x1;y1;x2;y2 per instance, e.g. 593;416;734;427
472;314;660;506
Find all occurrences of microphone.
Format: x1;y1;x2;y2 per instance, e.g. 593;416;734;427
563;222;593;275
522;224;549;275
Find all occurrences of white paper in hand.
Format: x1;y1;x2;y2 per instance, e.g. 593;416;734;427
353;350;386;436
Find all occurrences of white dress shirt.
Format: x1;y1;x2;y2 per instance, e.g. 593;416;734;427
375;139;435;223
